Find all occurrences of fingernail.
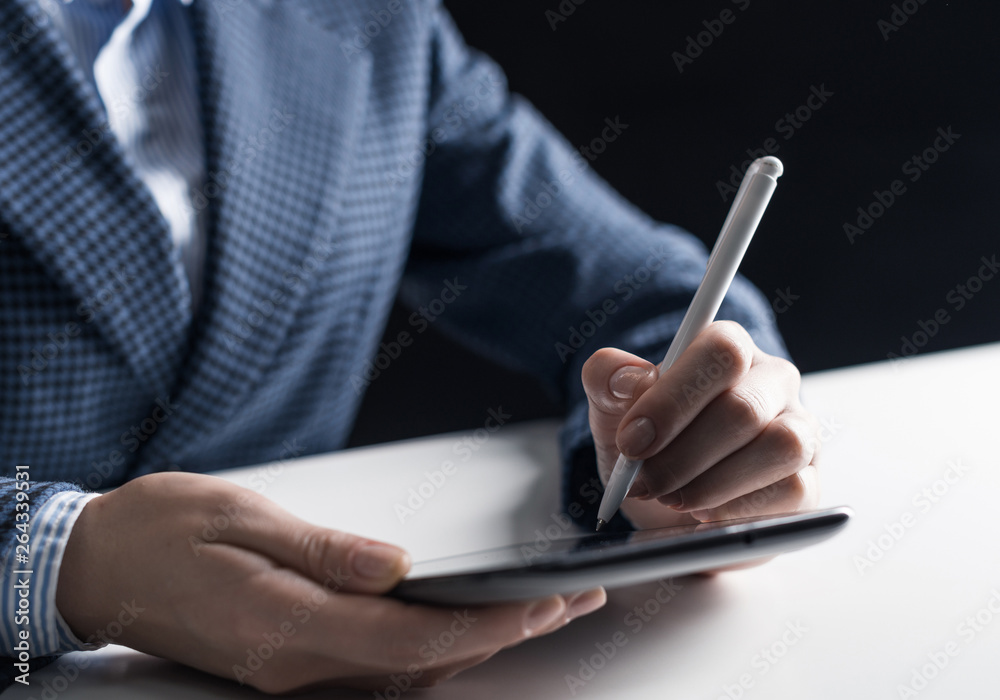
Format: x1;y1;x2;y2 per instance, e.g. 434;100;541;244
618;417;656;458
353;544;405;579
567;588;607;620
609;366;650;400
658;491;681;507
524;596;566;634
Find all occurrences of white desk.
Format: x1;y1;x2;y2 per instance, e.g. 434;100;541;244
6;343;999;699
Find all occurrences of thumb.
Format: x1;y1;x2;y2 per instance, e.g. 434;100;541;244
581;347;658;431
581;348;658;490
220;490;412;595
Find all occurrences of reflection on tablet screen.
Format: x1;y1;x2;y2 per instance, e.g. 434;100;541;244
406;512;791;579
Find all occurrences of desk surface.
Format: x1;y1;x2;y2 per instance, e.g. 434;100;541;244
6;343;999;699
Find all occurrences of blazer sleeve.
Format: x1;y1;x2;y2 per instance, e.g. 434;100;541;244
401;2;788;529
0;475;101;673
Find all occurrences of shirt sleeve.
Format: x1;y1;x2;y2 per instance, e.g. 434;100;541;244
1;483;103;659
402;2;790;528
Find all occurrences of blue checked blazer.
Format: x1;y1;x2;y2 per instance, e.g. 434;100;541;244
0;0;784;648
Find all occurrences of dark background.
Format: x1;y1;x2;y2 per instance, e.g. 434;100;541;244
349;0;999;446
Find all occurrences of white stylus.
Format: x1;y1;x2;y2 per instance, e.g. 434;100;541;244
595;156;784;531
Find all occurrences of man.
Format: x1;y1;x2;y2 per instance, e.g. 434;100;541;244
0;0;819;692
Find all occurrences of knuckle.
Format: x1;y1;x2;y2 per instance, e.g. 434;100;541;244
710;500;741;521
766;417;811;467
297;526;337;580
772;355;800;384
720;386;769;437
662;379;692;418
779;472;809;509
642;460;682;496
706;322;754;379
744;481;780;512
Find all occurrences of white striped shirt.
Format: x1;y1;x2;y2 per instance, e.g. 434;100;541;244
52;0;207;310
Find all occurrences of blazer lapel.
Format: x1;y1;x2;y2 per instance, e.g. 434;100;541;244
0;0;191;397
152;0;372;461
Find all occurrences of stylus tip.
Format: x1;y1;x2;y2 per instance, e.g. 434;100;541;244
595;519;606;532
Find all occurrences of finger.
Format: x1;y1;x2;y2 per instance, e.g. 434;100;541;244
688;463;821;522
498;587;607;650
668;411;819;513
635;356;801;498
616;322;755;461
165;561;566;693
279;590;606;692
211;486;411;594
581;347;658;440
295;593;571;672
286;588;606;691
330;588;607;671
340;650;500;692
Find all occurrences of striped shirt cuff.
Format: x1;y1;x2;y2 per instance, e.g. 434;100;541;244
1;491;102;657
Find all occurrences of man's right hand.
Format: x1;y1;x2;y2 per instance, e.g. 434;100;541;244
56;472;606;693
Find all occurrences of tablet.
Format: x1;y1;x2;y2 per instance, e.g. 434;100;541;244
390;507;851;604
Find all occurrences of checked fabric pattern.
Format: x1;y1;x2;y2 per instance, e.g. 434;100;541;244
0;0;786;661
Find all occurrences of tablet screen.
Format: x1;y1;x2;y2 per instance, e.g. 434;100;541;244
406;510;827;579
